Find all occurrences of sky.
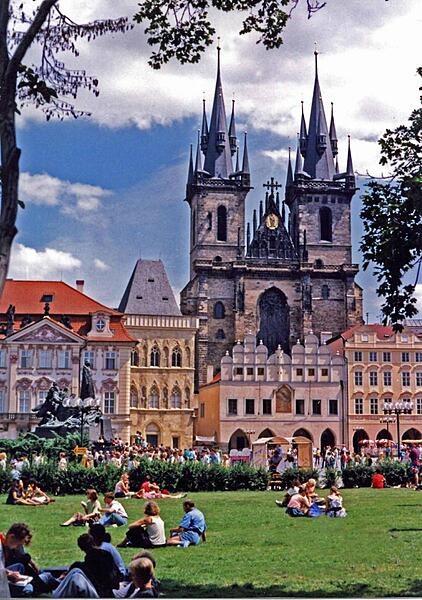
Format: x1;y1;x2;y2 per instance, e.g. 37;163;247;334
9;0;422;322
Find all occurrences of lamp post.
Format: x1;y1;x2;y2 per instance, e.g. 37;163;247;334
71;396;102;447
382;400;413;459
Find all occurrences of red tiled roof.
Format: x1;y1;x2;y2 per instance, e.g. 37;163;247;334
327;324;395;354
0;280;121;316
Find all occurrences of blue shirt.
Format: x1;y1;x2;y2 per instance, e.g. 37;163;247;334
100;541;127;579
180;507;206;534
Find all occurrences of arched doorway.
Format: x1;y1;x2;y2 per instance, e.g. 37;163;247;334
228;429;248;451
376;428;393;441
259;428;275;438
293;428;313;442
402;427;422;441
145;422;160;447
257;287;290;355
320;429;335;452
352;429;369;454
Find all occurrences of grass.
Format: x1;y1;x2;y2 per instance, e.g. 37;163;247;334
2;488;422;597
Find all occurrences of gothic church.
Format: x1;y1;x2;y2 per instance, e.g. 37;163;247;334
180;49;363;388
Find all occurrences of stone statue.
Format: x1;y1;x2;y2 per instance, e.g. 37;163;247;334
80;360;95;400
6;304;15;335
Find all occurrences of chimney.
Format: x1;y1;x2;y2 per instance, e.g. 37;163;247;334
76;279;84;293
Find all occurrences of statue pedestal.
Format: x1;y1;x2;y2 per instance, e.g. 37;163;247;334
34;425;77;438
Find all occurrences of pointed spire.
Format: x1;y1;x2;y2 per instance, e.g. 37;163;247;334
203;43;234;178
286;146;293;187
187;144;194;185
241;132;250;174
235;145;240;172
253;208;257;233
294;134;303;175
259;200;263;223
246;221;251;251
229;98;237;156
329;102;338;156
303;50;335;180
195;130;202;172
346;135;354;175
299;101;307;157
281;199;286;224
200;97;208;154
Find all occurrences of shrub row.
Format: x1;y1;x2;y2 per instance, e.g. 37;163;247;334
342;459;412;488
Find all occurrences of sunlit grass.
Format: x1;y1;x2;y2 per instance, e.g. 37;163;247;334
2;488;422;597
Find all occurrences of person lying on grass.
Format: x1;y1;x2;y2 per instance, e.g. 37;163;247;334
61;488;101;527
24;479;55;504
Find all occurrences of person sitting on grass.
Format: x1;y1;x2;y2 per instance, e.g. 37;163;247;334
275;478;300;508
286;485;311;517
5;479;38;506
126;556;157;598
325;486;347;518
52;533;120;598
99;492;128;527
371;468;387;489
24;479;55;504
0;522;60;597
134;476;186;500
113;551;160;599
166;500;207;547
61;488;101;527
89;523;127;581
116;501;166;549
114;473;133;498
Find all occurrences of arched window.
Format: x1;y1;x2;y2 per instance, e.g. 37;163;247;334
150;346;160;367
217;205;227;241
319;207;332;242
216;328;225;340
148;386;159;409
321;284;330;299
162;387;168;409
130;350;139;367
130;387;139;408
213;301;225;319
172;347;182;367
170;387;182;409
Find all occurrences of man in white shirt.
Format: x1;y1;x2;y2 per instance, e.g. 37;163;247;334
99;493;128;527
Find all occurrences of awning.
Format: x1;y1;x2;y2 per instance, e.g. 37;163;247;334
195;435;216;444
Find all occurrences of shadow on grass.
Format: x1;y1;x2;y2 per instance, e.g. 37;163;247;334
161;579;374;598
389;527;422;532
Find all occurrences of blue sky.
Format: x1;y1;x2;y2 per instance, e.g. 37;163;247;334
10;0;422;321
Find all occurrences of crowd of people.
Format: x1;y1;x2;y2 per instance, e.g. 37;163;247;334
1;498;207;598
276;478;347;518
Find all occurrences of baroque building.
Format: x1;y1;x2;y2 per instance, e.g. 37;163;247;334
118;260;198;448
181;50;363;387
0;279;135;440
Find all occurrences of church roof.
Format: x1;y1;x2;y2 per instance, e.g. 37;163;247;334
118;259;181;316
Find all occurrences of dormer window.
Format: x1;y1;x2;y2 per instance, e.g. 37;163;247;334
41;294;53;303
96;318;106;332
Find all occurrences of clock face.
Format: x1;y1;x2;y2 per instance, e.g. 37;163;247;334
96;318;106;332
265;213;279;230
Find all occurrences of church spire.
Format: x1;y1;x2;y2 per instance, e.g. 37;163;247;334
299;101;307;157
286;146;293;187
229;98;237;156
195;130;202;172
329;102;338;157
203;44;234;178
200;97;209;154
346;135;356;188
241;132;250;175
303;50;335;180
187;144;194;185
294;134;304;175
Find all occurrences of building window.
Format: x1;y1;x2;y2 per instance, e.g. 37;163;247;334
321;285;330;299
105;351;117;370
296;368;303;376
172;436;180;449
369;371;378;386
0;350;6;368
216;329;225;340
355;398;363;414
329;399;338;415
148;388;159;409
200;403;205;418
257;367;265;377
370;397;378;415
312;399;321;415
383;352;391;362
321;368;329;377
235;367;243;376
402;371;411;387
170;388;182;409
246;367;253;376
19;349;32;369
217;205;227;241
228;398;237;415
354;371;363;386
354;351;362;362
171;348;182;368
369;351;377;362
213;301;225;319
245;399;255;415
130;388;138;408
18;389;31;412
104;391;115;414
319;207;332;242
0;389;4;412
401;352;410;362
296;399;305;415
416;372;422;387
262;398;272;415
416;352;422;363
83;351;95;369
58;351;71;370
131;351;139;367
38;390;48;404
417;398;422;415
38;350;52;369
150;346;160;367
383;371;392;386
361;334;368;342
308;368;315;377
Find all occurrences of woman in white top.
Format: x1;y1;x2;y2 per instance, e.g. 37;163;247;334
116;501;166;548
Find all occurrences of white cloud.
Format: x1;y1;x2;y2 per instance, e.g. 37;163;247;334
20;172;112;219
9;243;81;279
93;258;110;271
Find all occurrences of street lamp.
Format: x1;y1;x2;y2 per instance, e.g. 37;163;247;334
382;400;413;459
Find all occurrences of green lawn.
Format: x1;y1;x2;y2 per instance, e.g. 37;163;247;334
2;488;422;597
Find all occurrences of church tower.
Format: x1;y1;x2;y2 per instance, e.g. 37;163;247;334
181;51;363;388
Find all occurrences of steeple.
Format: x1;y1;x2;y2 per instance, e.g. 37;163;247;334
329;102;338;157
187;144;194;186
200;98;208;153
303;51;335;180
299;101;307;157
286;146;293;187
294;134;304;175
346;135;356;188
195;130;202;172
241;132;250;175
203;44;234;178
229;98;237;156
